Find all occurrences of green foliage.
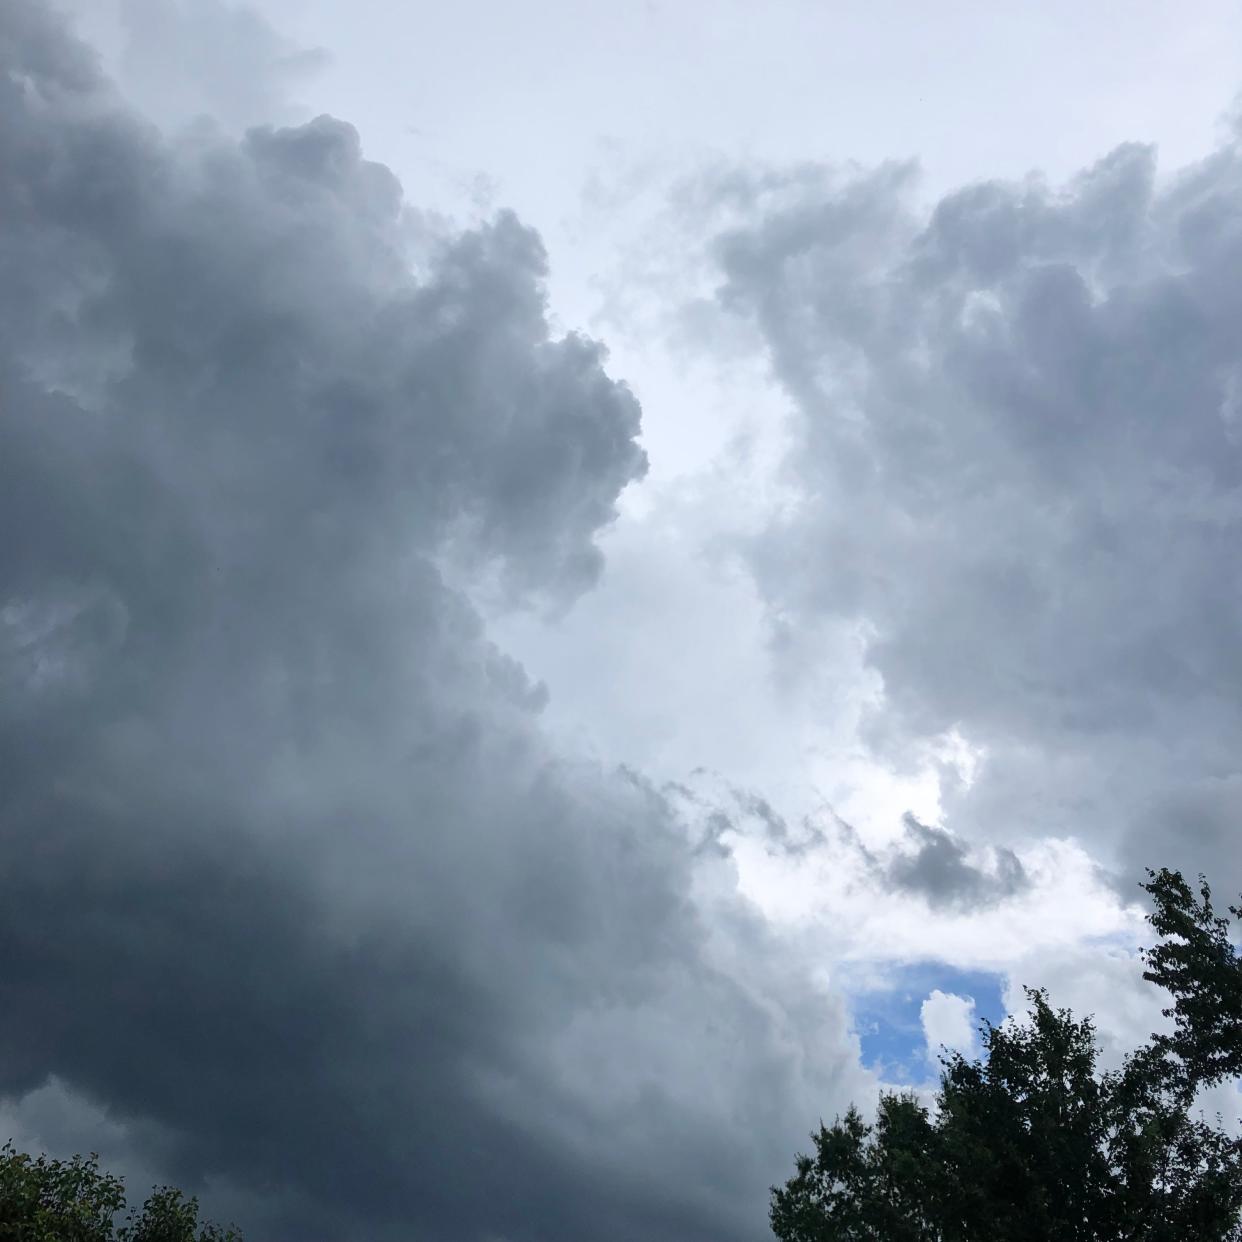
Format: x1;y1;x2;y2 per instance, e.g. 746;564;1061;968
0;1145;241;1242
771;868;1242;1241
1142;867;1242;1089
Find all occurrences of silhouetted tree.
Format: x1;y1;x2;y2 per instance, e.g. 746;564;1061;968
1142;867;1242;1089
771;868;1242;1241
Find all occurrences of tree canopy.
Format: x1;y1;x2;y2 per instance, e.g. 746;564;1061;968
771;868;1242;1242
0;1145;241;1242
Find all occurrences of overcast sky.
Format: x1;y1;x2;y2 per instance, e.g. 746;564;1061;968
5;2;1242;1239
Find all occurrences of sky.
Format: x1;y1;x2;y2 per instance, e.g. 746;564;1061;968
3;1;1242;1239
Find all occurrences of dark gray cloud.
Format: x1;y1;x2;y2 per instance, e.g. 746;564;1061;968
886;815;1028;911
706;137;1242;894
0;5;865;1239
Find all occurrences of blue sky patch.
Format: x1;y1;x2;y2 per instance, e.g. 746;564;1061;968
849;962;1008;1085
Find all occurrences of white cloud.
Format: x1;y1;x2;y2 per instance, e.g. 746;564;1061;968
921;990;977;1061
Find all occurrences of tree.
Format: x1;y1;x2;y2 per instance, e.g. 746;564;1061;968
1141;867;1242;1089
0;1145;241;1242
771;868;1242;1241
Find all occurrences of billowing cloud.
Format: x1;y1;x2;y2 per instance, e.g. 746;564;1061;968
706;134;1242;893
0;5;869;1240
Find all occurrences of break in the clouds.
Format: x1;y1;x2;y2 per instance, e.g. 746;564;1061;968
0;5;874;1240
704;139;1242;894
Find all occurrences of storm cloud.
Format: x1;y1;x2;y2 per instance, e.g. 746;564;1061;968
707;138;1242;893
0;5;866;1239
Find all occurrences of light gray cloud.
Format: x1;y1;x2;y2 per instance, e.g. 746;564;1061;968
108;0;331;133
706;136;1242;894
0;5;867;1240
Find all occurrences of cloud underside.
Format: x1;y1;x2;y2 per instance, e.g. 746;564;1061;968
0;6;863;1240
710;139;1242;890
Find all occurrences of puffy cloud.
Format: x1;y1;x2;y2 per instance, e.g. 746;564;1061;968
0;5;868;1240
920;990;977;1061
706;133;1242;894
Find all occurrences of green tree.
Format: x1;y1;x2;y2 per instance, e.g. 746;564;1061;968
1141;867;1242;1089
0;1145;241;1242
771;868;1242;1241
